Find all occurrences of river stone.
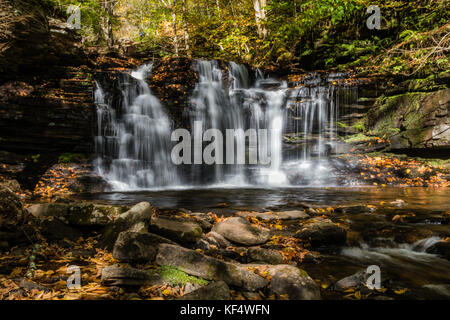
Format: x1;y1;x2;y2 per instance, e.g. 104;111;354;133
295;218;346;247
269;265;320;299
427;240;450;260
27;202;113;227
247;247;283;264
179;281;230;300
156;244;268;291
205;231;232;248
245;264;321;299
150;216;203;243
101;202;155;249
212;217;271;246
19;279;51;293
101;265;150;287
113;231;176;262
333;270;368;291
187;212;214;230
237;210;309;221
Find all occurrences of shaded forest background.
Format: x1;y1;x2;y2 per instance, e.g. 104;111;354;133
30;0;449;75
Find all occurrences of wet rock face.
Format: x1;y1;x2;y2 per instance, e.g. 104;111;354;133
427;240;450;260
147;57;198;128
212;217;271;246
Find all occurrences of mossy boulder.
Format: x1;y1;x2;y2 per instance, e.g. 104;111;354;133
156;243;268;291
367;89;450;150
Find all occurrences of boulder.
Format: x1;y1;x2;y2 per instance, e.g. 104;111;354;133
179;281;230;300
19;279;51;293
212;217;271;246
247;247;283;265
237;210;309;221
205;231;231;248
156;244;268;291
246;264;321;300
101;265;150;287
295;218;346;247
101;202;155;249
334;270;369;291
0;185;26;229
427;240;450;260
187;212;214;230
27;202;113;227
0;185;29;246
195;239;211;251
113;231;175;262
269;265;321;300
150;216;203;243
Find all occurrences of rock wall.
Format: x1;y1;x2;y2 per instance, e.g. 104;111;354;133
363;73;450;156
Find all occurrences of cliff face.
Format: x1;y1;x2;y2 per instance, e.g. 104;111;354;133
363;74;450;157
0;68;94;155
0;0;95;189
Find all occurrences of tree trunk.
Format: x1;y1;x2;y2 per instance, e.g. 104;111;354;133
253;0;267;38
171;0;179;56
216;0;221;18
101;0;115;48
181;0;191;57
229;0;235;17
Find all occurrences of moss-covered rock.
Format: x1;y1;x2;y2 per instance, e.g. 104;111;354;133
367;89;450;150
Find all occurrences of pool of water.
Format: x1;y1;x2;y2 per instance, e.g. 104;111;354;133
79;186;450;212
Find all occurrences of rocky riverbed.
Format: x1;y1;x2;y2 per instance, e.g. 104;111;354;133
1;177;449;300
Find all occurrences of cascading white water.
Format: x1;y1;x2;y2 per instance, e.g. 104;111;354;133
94;60;342;190
94;64;178;190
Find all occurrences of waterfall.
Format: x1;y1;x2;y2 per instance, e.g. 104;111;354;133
94;60;343;190
94;64;178;190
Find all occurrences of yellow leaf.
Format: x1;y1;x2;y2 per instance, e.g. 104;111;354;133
394;288;408;295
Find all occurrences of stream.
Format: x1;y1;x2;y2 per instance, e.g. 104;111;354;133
78;186;450;299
